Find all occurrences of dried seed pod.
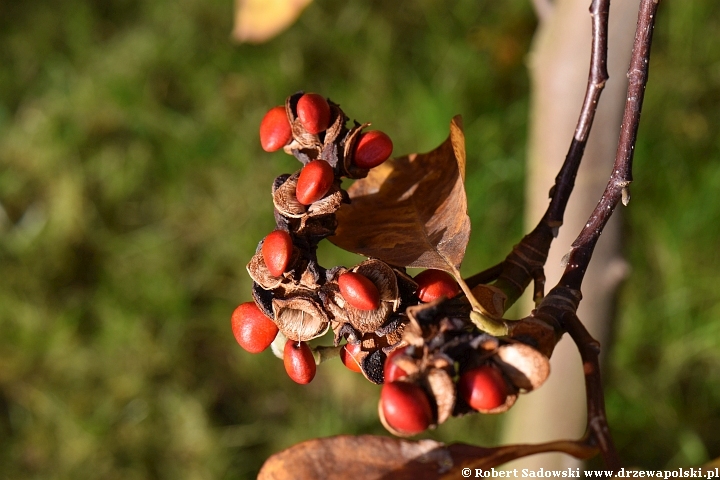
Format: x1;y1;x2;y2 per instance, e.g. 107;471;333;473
495;342;550;392
272;295;330;342
340;122;372;179
425;368;456;425
273;171;344;221
247;251;287;291
273;172;308;218
285;93;324;155
323;259;401;335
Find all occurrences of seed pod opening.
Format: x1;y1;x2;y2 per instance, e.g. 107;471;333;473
272;295;330;342
495;342;551;392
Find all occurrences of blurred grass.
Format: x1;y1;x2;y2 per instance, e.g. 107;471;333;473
0;0;718;478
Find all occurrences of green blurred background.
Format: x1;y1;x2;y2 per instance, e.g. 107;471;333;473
1;0;719;478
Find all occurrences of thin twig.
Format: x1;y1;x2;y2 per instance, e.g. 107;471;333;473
491;0;610;308
562;313;621;470
558;0;660;292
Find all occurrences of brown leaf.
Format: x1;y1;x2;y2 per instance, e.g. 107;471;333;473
232;0;313;44
257;435;598;479
330;116;470;272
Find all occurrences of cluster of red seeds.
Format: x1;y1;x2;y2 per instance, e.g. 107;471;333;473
233;92;396;385
232;93;517;437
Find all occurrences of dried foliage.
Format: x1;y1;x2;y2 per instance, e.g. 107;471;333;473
331;116;471;273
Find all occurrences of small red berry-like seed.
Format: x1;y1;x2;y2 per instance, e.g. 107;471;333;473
414;269;460;302
296;93;331;134
383;346;409;382
231;302;279;354
340;342;363;373
262;230;293;277
259;106;292;152
353;130;393;169
458;365;508;411
380;381;433;435
338;272;380;310
284;340;317;385
295;160;334;205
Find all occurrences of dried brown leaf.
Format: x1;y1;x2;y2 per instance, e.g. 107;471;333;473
331;116;470;272
257;435;597;480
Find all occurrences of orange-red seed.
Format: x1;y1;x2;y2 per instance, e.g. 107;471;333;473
383;346;409;382
338;272;380;310
259;106;292;152
262;230;293;277
297;93;331;134
414;269;460;302
458;365;508;411
284;340;317;385
340;343;363;373
295;160;334;205
353;130;393;169
231;302;279;353
380;381;433;435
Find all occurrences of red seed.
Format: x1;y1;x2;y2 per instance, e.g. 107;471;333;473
380;381;433;435
338;272;380;311
383;346;409;382
340;342;363;373
231;302;279;354
295;160;334;205
458;365;508;411
259;106;292;152
262;230;293;277
296;93;331;134
353;130;393;169
414;269;460;302
284;340;317;385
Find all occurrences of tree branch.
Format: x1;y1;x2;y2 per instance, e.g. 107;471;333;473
528;0;662;469
489;0;611;308
558;0;659;292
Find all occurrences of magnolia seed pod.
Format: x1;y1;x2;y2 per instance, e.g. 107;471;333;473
494;342;551;392
272;295;330;342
